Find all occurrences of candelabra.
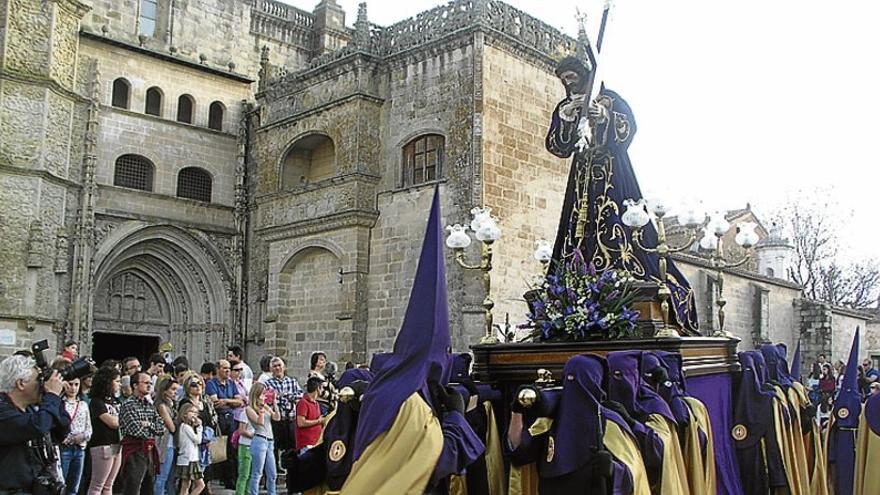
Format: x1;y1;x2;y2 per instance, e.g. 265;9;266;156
622;199;705;338
699;214;759;337
445;207;502;344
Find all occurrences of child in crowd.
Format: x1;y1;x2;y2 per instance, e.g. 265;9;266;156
176;403;205;495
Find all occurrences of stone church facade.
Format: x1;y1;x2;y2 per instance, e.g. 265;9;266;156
1;0;875;376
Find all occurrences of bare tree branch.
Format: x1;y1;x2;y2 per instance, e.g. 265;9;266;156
772;192;879;309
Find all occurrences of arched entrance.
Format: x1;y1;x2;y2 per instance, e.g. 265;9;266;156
88;222;234;365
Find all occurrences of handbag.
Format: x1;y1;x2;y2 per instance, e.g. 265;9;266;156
209;434;228;464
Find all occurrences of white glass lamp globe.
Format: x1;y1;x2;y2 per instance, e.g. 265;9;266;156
679;203;706;229
735;222;760;248
445;224;472;249
621;199;651;228
475;217;501;242
648;197;669;218
699;229;718;251
708;212;730;237
534;240;553;262
470;207;493;233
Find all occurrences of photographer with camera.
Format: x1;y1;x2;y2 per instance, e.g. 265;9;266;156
0;353;71;493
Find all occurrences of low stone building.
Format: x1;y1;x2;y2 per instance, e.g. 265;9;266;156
0;0;875;377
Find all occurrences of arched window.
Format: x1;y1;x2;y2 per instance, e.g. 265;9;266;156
208;101;225;131
177;94;194;124
402;134;444;186
111;78;131;109
766;268;775;277
176;167;212;202
138;0;158;37
113;154;154;192
280;134;336;189
145;87;162;116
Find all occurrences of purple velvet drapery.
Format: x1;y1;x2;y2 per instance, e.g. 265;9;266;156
688;372;744;495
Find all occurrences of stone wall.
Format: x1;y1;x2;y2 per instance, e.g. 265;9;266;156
480;43;568;335
0;0;87;353
675;257;802;350
79;0;316;77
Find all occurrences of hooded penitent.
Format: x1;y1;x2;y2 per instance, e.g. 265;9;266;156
508;353;650;495
855;393;880;495
648;351;716;495
607;350;690;494
342;188;483;495
830;328;862;495
732;351;789;494
760;343;822;495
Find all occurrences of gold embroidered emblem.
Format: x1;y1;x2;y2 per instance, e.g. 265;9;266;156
838;408;850;419
546;436;556;463
329;440;346;462
731;424;748;441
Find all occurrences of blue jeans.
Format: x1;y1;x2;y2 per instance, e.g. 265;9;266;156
154;443;176;495
248;436;276;495
60;445;85;495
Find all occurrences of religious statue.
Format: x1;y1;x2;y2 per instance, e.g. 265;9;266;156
546;56;699;334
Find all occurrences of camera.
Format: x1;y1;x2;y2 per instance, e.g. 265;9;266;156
31;339;94;385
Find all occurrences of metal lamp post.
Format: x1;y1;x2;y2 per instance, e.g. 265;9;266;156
445;207;502;344
699;213;759;337
622;198;705;337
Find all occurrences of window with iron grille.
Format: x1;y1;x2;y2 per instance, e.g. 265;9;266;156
145;87;162;116
112;78;130;109
114;155;154;191
402;134;444;187
208;101;224;131
177;94;194;124
177;167;212;202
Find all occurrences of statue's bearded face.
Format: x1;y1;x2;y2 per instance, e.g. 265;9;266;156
559;70;587;95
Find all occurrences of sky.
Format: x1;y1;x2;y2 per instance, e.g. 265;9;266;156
281;0;880;261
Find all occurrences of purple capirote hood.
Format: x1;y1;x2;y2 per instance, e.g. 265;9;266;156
607;350;675;424
352;187;453;461
541;353;606;478
759;343;793;388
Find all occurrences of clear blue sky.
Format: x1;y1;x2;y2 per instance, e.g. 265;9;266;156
282;0;880;261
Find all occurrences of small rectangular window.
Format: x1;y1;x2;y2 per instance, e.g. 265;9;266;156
139;0;158;37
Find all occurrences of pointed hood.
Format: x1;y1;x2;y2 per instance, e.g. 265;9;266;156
760;343;794;389
834;327;862;429
607;350;676;424
352;187;452;461
790;340;802;382
542;354;608;478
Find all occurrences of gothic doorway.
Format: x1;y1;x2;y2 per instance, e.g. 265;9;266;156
91;332;160;368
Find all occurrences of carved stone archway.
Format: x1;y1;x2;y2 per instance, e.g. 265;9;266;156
87;222;233;364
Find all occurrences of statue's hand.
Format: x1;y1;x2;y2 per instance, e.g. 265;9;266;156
560;94;587;121
587;103;608;124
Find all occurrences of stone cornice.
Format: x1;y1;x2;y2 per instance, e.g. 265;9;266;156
256;209;379;241
257;92;384;132
672;252;804;291
0;163;82;189
80;30;255;83
254;171;381;203
96;212;237;236
0;70;89;103
100;105;238;138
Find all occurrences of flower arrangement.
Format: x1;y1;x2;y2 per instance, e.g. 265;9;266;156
523;249;640;341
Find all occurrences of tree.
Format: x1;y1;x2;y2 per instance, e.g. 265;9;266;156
772;191;880;309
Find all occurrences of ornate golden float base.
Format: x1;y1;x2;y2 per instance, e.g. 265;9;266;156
471;336;740;384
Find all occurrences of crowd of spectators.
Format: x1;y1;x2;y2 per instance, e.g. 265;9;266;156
0;342;342;495
807;352;879;423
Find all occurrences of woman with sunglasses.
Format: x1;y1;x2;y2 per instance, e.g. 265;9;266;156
154;376;180;495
